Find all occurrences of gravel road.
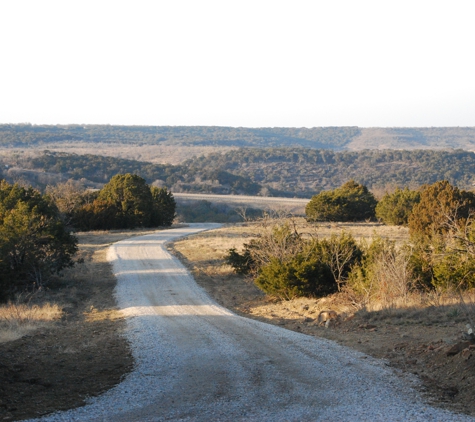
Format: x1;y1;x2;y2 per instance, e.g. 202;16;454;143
31;224;474;421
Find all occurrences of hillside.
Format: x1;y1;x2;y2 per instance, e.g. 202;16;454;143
0;125;360;149
185;148;475;195
2;148;475;197
1;124;475;154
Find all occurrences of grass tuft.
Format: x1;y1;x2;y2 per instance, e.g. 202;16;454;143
0;301;63;343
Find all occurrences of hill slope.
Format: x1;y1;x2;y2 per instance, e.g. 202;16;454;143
2;124;475;152
3;149;475;197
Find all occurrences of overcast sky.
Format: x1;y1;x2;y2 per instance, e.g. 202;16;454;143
1;1;474;128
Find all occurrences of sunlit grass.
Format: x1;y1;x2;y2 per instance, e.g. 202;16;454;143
0;301;63;343
0;227;164;344
83;306;123;322
172;221;475;329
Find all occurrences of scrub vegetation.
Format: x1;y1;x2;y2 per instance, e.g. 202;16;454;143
0;174;176;303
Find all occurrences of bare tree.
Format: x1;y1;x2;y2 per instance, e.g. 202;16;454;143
46;180;87;222
325;233;360;292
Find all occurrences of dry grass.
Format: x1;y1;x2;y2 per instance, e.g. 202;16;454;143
0;227;165;344
175;220;409;261
0;144;236;166
83;306;123;322
0;301;63;343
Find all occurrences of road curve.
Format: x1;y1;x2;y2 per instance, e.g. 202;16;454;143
34;224;473;421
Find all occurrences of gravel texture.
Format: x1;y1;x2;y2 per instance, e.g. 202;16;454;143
28;224;474;421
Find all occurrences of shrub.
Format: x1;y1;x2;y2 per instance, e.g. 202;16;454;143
254;248;335;299
0;180;77;300
225;248;254;275
306;180;377;222
408;180;475;239
432;252;475;290
227;220;362;299
150;187;176;226
409;236;475;292
319;232;363;291
376;187;420;226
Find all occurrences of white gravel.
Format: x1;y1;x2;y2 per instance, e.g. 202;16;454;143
28;223;474;421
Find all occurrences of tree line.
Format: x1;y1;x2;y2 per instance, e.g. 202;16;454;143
5;148;475;198
0;124;360;148
0;174;176;301
2;124;475;150
185;147;475;194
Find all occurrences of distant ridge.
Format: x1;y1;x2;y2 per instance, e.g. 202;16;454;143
1;124;475;151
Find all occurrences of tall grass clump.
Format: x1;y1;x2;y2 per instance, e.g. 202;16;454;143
346;237;415;310
0;298;63;343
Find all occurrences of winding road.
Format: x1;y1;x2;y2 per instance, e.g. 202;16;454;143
37;224;473;421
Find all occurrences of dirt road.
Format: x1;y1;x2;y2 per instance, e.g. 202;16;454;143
35;224;473;421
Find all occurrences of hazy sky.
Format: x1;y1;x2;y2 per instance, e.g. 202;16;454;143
1;1;474;128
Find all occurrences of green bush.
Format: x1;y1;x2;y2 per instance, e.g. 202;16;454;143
225;248;254;275
254;251;335;299
227;224;362;299
72;199;120;231
0;180;78;300
306;180;377;222
97;174;153;228
409;236;475;291
376;187;420;226
150;187;176;226
432;252;475;290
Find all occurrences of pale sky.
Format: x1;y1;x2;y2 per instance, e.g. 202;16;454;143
1;0;474;128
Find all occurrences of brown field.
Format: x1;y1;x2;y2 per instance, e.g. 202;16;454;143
0;144;236;165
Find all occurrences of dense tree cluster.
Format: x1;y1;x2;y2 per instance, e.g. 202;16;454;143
26;152;261;195
3;124;475;151
186;148;475;195
305;180;377;222
0;124;360;148
70;174;176;231
0;173;177;300
6;147;475;198
0;180;78;300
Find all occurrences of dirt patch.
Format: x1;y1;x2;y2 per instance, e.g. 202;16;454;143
172;226;475;418
0;229;159;421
